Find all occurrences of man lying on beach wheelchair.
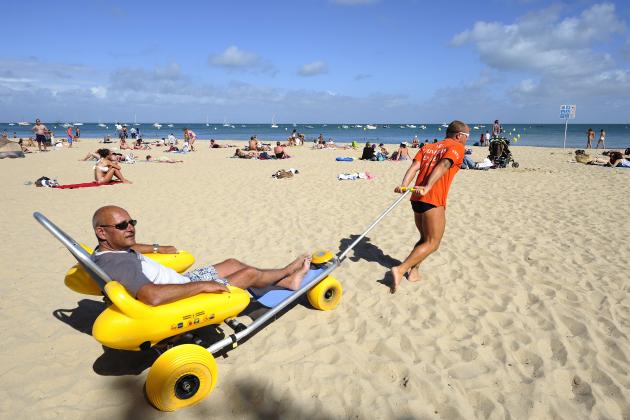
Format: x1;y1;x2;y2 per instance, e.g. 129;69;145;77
34;205;343;411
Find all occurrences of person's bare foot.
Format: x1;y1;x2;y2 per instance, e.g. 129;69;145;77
407;266;421;283
285;253;309;273
278;257;311;290
123;179;133;184
390;266;405;294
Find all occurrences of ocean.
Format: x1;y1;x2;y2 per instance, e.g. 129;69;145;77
3;122;629;149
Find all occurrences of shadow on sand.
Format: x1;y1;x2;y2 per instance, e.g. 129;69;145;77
337;234;401;289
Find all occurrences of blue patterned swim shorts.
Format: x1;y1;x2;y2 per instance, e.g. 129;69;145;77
184;265;229;286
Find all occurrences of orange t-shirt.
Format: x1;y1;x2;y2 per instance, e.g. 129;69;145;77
412;138;465;207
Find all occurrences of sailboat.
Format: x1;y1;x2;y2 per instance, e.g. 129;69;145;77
133;114;141;126
271;115;278;128
205;115;210;127
223;117;231;127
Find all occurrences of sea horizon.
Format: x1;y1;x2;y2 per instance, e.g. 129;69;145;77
3;122;629;149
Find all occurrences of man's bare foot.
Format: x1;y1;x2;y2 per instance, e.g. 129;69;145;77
285;253;309;273
123;179;133;184
407;266;421;283
278;257;311;290
390;266;405;294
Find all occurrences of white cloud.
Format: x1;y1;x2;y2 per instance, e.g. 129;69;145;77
90;86;107;98
208;46;276;75
298;61;329;77
452;2;630;109
452;3;625;77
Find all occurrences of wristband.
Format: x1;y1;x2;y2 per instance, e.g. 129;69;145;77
152;243;159;253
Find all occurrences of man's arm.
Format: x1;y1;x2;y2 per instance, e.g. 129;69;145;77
137;281;228;306
395;159;422;192
131;243;178;254
416;158;452;195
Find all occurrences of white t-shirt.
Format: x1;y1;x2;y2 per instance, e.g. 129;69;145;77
139;254;189;285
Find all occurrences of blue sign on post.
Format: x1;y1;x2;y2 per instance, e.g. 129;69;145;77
560;105;576;120
560;105;576;149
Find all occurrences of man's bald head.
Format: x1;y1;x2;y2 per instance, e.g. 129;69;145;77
445;120;469;138
92;205;129;229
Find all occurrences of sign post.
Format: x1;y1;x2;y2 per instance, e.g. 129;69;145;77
559;104;576;149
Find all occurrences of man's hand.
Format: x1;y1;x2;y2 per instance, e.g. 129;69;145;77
394;186;404;193
413;186;430;196
202;282;229;294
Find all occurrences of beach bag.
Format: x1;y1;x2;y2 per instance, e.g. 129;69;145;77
34;176;59;187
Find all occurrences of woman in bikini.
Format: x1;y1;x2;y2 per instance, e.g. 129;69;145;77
94;149;132;184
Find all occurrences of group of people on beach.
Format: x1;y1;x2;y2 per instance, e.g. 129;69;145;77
586;128;606;149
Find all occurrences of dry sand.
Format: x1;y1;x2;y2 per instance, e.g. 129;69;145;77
1;140;629;419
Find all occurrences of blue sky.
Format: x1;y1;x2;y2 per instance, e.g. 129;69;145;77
2;0;629;123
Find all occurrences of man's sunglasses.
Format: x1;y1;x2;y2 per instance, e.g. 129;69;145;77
100;219;137;230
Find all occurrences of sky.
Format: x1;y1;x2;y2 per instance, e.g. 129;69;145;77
2;0;629;123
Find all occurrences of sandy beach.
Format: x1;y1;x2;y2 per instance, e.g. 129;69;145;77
1;141;629;419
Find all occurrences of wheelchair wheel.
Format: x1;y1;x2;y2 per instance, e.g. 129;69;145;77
307;275;342;311
512;162;519;168
146;344;218;411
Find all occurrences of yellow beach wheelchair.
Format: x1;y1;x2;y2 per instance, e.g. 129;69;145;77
34;212;344;411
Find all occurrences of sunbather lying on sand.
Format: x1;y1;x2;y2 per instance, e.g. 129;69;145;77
234;148;257;159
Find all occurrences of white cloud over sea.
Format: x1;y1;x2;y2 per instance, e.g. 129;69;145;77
452;2;630;113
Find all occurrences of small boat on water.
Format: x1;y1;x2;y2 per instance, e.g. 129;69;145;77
73;122;83;126
366;124;377;130
406;124;416;128
153;123;162;129
419;125;427;129
18;122;30;126
342;125;349;129
8;123;15;126
305;125;314;129
167;124;174;128
355;124;363;128
98;123;107;128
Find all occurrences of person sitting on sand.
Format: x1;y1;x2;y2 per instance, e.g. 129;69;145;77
378;143;389;157
16;138;32;153
360;142;375;160
90;205;311;305
274;142;290;159
412;137;420;148
119;138;131;150
134;139;150;150
390;143;411;160
94;149;132;184
248;136;259;152
145;155;183;163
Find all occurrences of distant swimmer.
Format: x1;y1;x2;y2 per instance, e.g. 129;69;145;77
390;120;469;293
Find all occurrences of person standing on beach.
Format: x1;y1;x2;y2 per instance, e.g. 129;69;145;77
492;120;502;137
183;128;196;151
390;120;469;293
75;127;80;142
596;129;606;149
586;128;595;149
66;126;74;148
31;118;48;152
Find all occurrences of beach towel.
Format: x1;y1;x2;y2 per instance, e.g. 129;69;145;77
337;171;375;181
336;157;354;161
52;181;121;190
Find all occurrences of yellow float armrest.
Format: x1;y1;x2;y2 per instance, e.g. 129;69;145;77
104;281;154;319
